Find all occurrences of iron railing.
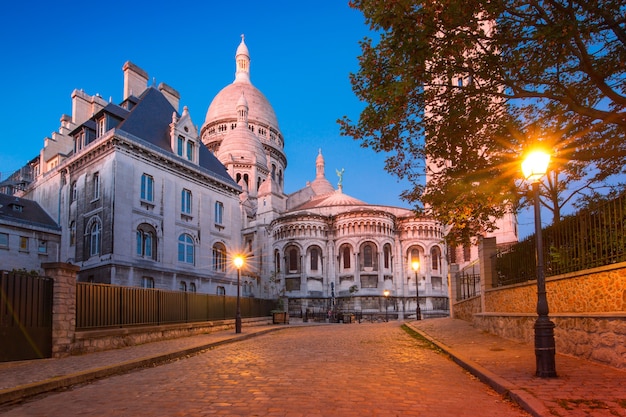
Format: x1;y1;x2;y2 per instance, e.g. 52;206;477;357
76;283;276;330
456;272;481;301
495;193;626;286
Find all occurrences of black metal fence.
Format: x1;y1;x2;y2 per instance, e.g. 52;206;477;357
495;193;626;286
76;283;276;330
456;272;481;301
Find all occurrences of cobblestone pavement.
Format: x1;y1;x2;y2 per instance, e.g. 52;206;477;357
410;319;626;417
1;322;529;417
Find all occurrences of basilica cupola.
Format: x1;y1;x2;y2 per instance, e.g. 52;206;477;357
235;35;251;84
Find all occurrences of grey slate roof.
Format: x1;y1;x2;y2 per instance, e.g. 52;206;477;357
0;193;60;230
116;87;238;187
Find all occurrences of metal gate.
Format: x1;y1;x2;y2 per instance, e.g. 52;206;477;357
0;271;53;362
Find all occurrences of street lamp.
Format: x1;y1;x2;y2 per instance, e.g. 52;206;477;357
411;260;421;321
233;254;245;334
522;149;557;378
383;289;390;322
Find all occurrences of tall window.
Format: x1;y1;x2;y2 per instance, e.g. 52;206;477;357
215;201;224;225
212;243;227;272
274;249;281;273
90;220;101;256
310;247;319;271
216;286;226;295
70;221;76;246
178;234;194;264
287;246;300;273
136;224;156;260
463;244;471;262
141;277;155;288
71;181;77;202
38;240;47;254
141;174;154;202
19;236;28;252
177;136;184;157
363;244;373;268
186;140;194;161
93;173;100;200
189;282;197;293
97;117;106;137
383;244;391;269
181;189;192;214
431;247;441;271
410;248;420;266
0;233;8;249
179;281;187;292
342;245;351;269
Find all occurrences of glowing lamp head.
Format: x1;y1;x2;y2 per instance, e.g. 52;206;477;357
411;260;420;272
522;150;550;183
383;289;390;297
233;255;244;269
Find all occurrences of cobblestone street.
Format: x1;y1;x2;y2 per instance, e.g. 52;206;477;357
2;323;529;416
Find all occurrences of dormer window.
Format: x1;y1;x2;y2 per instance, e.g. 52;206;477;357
97;117;106;137
176;135;196;163
10;203;23;212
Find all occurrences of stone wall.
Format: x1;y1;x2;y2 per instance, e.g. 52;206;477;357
451;296;482;322
467;244;626;369
484;263;626;314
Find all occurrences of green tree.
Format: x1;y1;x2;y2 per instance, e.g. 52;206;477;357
340;0;626;244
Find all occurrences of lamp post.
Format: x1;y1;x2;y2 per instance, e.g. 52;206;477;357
522;150;557;378
383;289;390;322
411;260;421;321
233;254;244;334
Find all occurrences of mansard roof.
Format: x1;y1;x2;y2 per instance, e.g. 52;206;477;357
0;193;60;231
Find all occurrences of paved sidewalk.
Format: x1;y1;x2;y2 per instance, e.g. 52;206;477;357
1;318;625;416
408;318;626;417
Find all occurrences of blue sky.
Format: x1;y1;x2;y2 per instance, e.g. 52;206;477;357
0;0;537;236
0;1;412;208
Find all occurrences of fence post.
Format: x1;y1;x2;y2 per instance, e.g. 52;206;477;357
478;237;497;313
42;262;80;358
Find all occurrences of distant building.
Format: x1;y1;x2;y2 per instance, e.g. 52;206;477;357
0;193;61;273
7;37;451;317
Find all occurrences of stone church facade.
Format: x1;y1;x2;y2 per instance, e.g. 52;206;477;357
5;37;455;317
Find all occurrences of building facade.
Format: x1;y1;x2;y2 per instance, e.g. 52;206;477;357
4;37;453;316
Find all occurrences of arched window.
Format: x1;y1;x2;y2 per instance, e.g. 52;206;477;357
189;282;197;293
309;246;320;271
431;247;441;271
274;249;281;273
70;221;76;246
383;244;391;269
179;281;187;292
178;234;194;264
89;220;101;257
341;244;352;270
363;244;373;268
136;223;157;260
359;242;378;271
285;245;300;273
212;242;227;272
71;181;77;202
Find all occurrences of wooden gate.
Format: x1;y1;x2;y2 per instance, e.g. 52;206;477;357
0;271;53;362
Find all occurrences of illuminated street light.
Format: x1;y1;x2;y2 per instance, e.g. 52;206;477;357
233;254;245;334
522;149;557;378
411;260;421;321
383;289;390;322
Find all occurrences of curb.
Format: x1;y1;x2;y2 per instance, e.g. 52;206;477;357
0;327;283;407
405;323;550;417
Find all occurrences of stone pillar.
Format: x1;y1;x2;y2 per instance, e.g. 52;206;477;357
42;262;80;358
478;237;497;313
448;263;459;318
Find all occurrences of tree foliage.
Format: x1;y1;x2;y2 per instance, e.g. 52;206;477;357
340;0;626;244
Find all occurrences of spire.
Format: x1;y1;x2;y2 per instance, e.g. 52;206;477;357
236;92;249;124
235;34;250;83
316;148;325;179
